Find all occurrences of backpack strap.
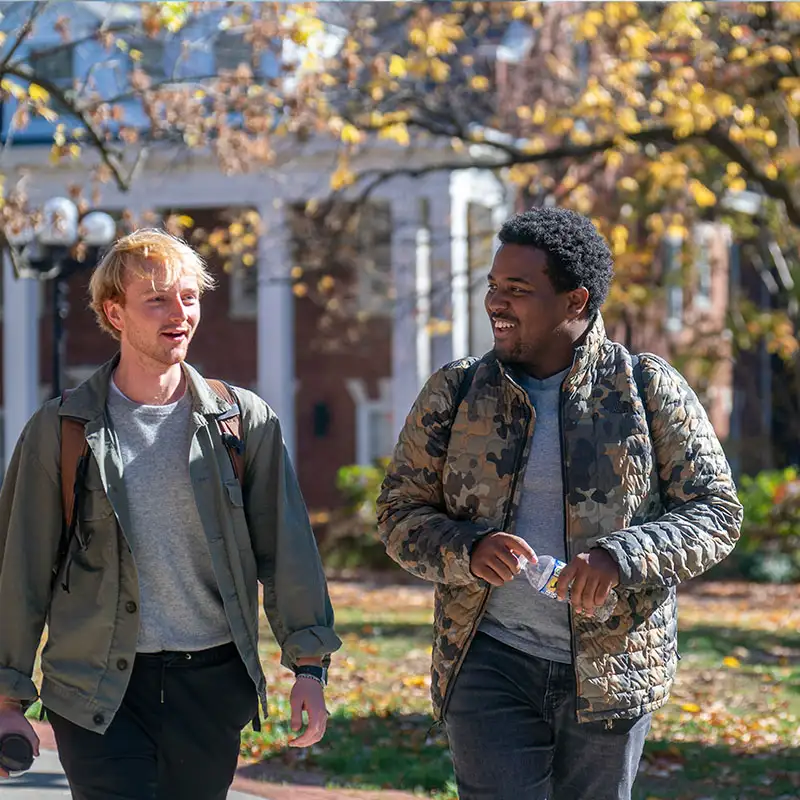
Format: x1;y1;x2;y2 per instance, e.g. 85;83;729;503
206;379;244;485
54;390;91;593
447;358;480;447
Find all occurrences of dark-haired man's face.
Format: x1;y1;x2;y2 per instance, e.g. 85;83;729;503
485;244;589;378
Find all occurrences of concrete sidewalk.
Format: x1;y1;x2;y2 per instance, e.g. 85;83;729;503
1;747;265;800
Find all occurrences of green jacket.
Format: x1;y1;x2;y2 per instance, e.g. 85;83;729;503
0;357;340;733
377;315;742;723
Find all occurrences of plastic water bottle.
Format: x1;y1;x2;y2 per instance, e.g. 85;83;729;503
518;554;619;623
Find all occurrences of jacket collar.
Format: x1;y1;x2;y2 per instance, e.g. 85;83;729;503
491;312;607;388
567;312;607;388
58;354;233;422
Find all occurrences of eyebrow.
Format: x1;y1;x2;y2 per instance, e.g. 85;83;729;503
487;275;533;285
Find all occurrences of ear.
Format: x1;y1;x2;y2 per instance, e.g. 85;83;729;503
565;287;590;319
103;299;124;333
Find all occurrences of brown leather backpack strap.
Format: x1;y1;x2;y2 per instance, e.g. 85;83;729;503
60;391;88;531
206;379;244;485
55;390;90;592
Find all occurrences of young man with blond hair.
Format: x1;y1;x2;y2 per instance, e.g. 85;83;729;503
0;229;340;799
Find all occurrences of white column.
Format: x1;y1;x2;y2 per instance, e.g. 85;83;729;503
3;252;40;475
390;188;423;439
450;173;470;360
346;379;370;466
256;207;296;460
415;227;432;390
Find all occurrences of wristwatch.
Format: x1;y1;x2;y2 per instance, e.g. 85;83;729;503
293;664;328;686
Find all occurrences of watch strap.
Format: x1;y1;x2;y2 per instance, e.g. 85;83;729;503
294;664;327;685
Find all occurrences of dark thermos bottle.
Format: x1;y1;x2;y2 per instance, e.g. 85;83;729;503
0;733;34;775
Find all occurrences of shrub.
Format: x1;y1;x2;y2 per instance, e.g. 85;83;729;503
734;468;800;582
317;462;391;570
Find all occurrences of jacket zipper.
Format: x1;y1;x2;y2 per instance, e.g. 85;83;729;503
439;377;533;721
559;385;614;729
558;394;584;723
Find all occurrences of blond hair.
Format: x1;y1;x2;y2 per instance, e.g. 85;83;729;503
89;228;216;339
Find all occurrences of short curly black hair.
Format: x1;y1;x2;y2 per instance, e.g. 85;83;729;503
498;207;614;317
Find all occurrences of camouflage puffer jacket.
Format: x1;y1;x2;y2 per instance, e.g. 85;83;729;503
377;315;742;723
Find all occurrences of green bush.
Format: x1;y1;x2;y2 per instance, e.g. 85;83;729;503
734;468;800;582
318;462;390;570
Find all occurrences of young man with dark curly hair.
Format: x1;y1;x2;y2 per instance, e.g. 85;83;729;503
377;207;742;800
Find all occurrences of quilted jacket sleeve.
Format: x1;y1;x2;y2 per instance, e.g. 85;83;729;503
597;354;743;588
377;365;495;585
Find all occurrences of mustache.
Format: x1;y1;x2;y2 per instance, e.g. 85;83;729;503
490;314;518;324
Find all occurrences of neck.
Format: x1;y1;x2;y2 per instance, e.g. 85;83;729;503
113;351;186;405
522;318;591;380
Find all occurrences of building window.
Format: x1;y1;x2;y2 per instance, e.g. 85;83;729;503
229;257;258;320
214;30;252;72
663;232;684;333
693;224;712;311
29;45;73;85
288;200;393;317
346;378;393;465
356;202;393;316
131;39;167;82
366;405;394;463
467;202;495;355
29;45;73;113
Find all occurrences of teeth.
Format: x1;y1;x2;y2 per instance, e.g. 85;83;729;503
494;321;515;329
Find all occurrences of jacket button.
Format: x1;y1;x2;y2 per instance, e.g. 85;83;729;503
117;659;128;671
93;713;104;725
125;601;137;613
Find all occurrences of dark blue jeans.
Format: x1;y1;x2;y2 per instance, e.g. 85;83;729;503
444;632;651;800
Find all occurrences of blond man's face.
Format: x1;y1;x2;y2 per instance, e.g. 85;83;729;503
103;260;201;368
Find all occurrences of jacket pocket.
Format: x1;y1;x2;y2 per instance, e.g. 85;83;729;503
80;470;115;522
223;480;258;599
224;479;244;508
224;480;253;551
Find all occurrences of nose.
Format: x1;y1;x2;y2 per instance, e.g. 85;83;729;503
486;289;509;314
168;296;189;321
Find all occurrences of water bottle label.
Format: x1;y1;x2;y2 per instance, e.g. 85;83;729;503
540;558;566;600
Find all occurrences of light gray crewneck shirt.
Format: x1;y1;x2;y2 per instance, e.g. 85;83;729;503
107;377;232;653
479;366;573;664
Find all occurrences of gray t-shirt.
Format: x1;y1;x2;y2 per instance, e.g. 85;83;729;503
107;378;232;653
479;366;573;664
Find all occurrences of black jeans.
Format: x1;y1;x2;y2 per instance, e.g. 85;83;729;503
47;642;258;800
445;632;651;800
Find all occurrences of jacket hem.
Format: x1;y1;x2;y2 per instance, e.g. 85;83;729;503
40;676;114;734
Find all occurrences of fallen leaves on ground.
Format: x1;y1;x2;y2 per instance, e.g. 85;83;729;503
243;579;800;799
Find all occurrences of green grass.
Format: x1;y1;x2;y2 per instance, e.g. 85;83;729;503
241;580;800;799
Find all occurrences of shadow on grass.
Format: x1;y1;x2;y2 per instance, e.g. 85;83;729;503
678;625;800;665
636;739;800;799
241;710;453;793
241;711;800;799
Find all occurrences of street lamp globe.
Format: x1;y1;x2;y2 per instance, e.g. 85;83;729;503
5;222;34;247
79;211;116;248
36;197;79;247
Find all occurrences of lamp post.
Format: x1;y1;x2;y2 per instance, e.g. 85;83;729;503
6;198;116;398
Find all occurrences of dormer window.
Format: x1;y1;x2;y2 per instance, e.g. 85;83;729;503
130;38;167;82
29;45;74;86
214;30;252;73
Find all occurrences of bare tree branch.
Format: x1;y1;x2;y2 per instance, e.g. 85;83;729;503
0;1;50;74
4;63;132;191
351;119;800;228
705;124;800;227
